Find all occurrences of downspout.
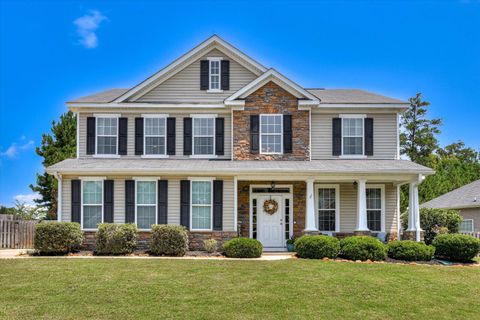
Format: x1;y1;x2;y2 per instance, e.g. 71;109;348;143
52;171;62;222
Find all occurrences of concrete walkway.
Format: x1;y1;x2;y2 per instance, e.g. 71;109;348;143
0;249;32;259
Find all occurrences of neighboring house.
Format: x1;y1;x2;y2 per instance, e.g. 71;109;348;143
421;179;480;233
46;35;433;250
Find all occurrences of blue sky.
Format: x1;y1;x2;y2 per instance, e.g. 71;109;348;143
0;0;479;207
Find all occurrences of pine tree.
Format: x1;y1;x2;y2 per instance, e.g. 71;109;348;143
30;112;76;219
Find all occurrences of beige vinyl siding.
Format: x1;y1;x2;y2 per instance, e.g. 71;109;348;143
59;175;235;232
78;111;231;159
311;112;398;159
334;183;397;233
133;49;257;103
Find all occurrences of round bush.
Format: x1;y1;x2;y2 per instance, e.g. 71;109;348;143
34;222;83;254
95;223;138;255
387;240;435;261
203;239;218;253
150;225;189;256
295;235;340;259
432;233;480;262
340;236;387;261
223;238;263;258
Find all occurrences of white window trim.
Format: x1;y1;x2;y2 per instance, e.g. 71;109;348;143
314;184;340;233
81;178;104;231
94;115;119;157
259;114;283;155
142;115;168;158
459;219;474;233
207;57;223;93
190;115;217;158
366;184;385;233
190;180;214;231
340;115;366;158
135;178;157;231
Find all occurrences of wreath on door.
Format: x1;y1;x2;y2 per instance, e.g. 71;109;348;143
263;199;279;215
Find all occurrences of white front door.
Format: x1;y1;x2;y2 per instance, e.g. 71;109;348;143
257;195;284;248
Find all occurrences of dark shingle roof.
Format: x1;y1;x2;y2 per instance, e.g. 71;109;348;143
307;89;407;104
421;179;480;209
68;89;129;103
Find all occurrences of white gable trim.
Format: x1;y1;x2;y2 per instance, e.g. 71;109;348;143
224;69;320;106
113;35;267;103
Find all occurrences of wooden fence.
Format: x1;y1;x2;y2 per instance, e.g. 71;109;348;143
0;214;38;249
460;232;480;239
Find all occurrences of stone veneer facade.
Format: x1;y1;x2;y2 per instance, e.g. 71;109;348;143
232;81;310;160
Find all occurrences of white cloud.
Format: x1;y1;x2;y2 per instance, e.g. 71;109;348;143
0;139;34;159
14;193;40;205
73;10;108;49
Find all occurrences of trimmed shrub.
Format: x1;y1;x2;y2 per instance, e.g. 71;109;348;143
294;235;340;259
340;236;387;261
223;238;263;258
34;222;83;254
150;225;189;256
432;233;480;262
95;223;138;255
387;240;435;261
203;239;218;253
401;208;462;244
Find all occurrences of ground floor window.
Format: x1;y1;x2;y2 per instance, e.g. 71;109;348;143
316;185;339;232
459;219;474;233
366;187;383;232
136;180;156;229
82;180;103;229
191;180;213;230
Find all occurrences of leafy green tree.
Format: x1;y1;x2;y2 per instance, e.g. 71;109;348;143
11;200;47;220
30;112;76;219
0;205;15;215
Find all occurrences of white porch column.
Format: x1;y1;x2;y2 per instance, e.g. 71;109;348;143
355;179;369;231
407;182;422;241
233;176;238;234
55;173;62;222
304;178;318;232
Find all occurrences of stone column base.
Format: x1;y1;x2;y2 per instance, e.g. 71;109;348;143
354;230;372;236
302;230;320;236
402;230;424;241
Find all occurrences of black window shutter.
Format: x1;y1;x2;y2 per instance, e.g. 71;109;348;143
118;118;128;155
103;180;114;223
167;117;176;155
158;180;168;224
180;180;190;228
332;118;342;156
183;117;192;155
250;115;259;154
365;118;374;156
221;60;230;91
283;115;292;154
200;60;209;90
135;117;144;155
213;180;223;231
71;179;81;223
215;117;224;156
125;180;135;223
86;117;96;155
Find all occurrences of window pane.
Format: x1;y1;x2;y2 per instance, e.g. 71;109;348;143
318;188;336;231
192;206;211;229
459;220;473;232
367;210;381;231
83;181;102;205
145;118;165;136
83;206;102;229
137;206;156;229
261;135;281;153
343;118;363;136
192;181;212;205
194;137;214;155
97;117;117;135
366;188;382;231
137;181;156;205
97;136;117;154
193;118;214;135
343;137;362;155
145;137;165;155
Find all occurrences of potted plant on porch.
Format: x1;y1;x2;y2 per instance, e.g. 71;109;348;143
286;236;296;252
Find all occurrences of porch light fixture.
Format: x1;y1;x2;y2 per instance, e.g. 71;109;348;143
271;181;276;191
353;181;358;189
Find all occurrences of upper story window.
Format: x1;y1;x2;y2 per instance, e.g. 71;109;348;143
144;116;166;156
342;117;364;156
97;117;118;155
82;180;103;229
136;180;157;230
209;59;221;91
193;117;215;156
260;114;283;154
366;186;384;232
191;180;213;231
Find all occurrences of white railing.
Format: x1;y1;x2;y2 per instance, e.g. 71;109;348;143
460;232;480;239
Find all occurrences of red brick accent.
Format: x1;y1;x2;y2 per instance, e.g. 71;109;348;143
233;81;310;160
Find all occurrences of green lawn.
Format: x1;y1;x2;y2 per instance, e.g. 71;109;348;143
1;259;479;319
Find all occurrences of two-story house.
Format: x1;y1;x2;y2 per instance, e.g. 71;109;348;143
46;35;432;250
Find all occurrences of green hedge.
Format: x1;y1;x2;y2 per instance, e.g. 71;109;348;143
295;235;340;259
223;238;263;258
34;222;83;254
387;240;435;261
149;225;189;256
340;236;387;261
95;223;138;255
433;234;480;262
